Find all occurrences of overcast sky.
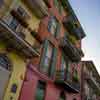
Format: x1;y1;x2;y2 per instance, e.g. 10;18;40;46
69;0;100;74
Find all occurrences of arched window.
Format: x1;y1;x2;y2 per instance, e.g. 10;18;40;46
60;91;66;100
0;54;12;71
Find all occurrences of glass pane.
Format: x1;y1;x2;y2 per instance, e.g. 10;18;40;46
50;20;57;35
0;55;11;70
44;57;50;68
46;44;53;58
61;56;66;71
9;17;19;30
42;56;51;74
48;17;57;36
66;62;70;80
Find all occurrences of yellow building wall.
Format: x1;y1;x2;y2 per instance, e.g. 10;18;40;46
0;0;14;18
0;42;26;100
8;0;40;46
0;0;41;98
20;1;40;45
3;52;26;100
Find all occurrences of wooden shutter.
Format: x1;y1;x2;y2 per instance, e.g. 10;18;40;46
49;47;57;78
40;40;49;72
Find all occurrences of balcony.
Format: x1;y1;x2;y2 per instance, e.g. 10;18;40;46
63;16;86;40
61;0;86;39
55;70;80;93
60;36;82;62
24;0;48;18
84;72;100;92
61;0;74;15
0;19;40;58
10;9;29;28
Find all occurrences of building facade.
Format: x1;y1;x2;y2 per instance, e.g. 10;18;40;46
0;0;86;100
81;61;100;100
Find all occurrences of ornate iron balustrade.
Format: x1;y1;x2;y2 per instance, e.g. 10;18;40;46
24;0;49;18
60;36;82;62
55;70;80;93
63;16;86;40
0;19;40;58
84;71;100;93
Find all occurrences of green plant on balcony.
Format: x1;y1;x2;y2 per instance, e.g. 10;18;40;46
61;0;72;14
67;35;77;45
72;70;79;82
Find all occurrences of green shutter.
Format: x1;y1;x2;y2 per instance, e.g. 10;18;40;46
55;22;60;38
35;88;44;100
40;40;49;71
66;61;71;81
48;17;52;33
54;0;58;7
61;55;64;71
49;47;57;77
35;81;45;100
59;5;63;14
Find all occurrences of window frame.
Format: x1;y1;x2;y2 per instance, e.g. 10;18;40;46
48;16;60;38
35;80;46;100
54;0;63;14
9;16;20;31
40;40;57;78
0;53;12;71
61;54;71;81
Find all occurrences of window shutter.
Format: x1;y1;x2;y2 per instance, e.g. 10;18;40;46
40;40;49;71
54;0;58;7
55;22;60;38
66;61;71;81
49;47;57;77
48;17;53;33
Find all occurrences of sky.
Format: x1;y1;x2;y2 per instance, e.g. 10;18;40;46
69;0;100;74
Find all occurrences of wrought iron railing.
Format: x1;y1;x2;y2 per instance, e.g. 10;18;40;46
55;70;80;93
60;37;82;62
0;19;40;57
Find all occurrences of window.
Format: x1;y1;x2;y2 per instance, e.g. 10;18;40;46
16;6;29;19
9;16;19;30
66;61;71;81
40;40;57;77
43;42;53;73
17;6;25;17
61;55;66;77
0;54;11;71
59;91;66;100
54;0;63;14
48;16;60;37
11;83;18;93
35;81;46;100
61;55;71;81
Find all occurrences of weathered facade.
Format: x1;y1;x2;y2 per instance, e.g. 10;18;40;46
81;61;100;100
0;0;87;100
